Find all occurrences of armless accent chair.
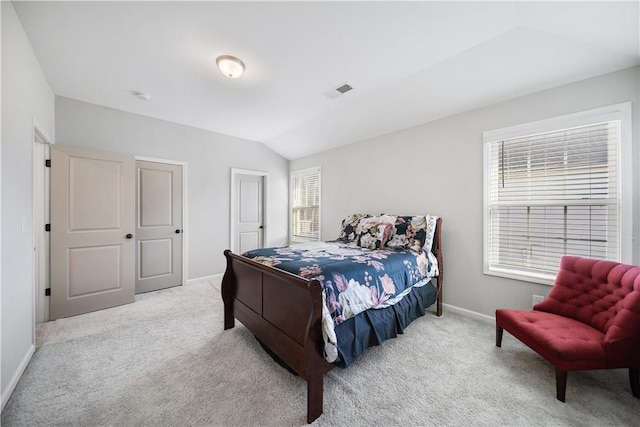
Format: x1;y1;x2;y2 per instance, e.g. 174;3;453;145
496;256;640;401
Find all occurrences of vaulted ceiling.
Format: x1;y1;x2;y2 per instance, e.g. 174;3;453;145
13;1;640;159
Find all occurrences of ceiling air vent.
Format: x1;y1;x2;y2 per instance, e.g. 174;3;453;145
322;82;354;99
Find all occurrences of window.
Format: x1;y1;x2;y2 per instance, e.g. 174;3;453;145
291;167;321;242
483;103;632;284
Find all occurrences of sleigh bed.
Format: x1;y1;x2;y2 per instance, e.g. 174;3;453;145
221;214;443;423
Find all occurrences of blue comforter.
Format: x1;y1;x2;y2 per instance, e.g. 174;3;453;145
242;240;439;362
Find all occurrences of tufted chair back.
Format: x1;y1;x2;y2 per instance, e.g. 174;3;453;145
535;256;640;364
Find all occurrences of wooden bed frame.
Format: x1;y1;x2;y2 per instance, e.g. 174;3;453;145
221;217;443;423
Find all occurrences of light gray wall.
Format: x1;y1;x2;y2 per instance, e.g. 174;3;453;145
55;97;289;279
1;1;55;407
291;66;640;318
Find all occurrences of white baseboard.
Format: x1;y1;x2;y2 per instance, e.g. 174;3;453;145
1;343;35;411
186;273;223;286
442;303;495;323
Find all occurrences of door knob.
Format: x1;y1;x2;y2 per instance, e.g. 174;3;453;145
175;229;181;234
125;234;133;239
259;225;264;229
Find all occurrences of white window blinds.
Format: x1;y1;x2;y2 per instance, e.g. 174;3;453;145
484;107;629;283
291;167;320;241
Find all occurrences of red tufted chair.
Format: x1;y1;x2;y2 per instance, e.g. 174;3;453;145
496;256;640;401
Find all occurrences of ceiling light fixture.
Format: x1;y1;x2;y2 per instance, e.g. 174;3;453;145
216;55;245;79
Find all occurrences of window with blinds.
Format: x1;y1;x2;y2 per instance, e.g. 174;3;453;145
291;167;321;242
483;103;631;284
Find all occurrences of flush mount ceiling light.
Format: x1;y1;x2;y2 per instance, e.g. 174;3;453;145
216;55;245;79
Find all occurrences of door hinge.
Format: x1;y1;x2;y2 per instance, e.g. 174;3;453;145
45;223;51;232
45;159;51;168
45;288;51;296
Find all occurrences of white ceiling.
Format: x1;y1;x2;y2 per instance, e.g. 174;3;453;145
13;1;640;160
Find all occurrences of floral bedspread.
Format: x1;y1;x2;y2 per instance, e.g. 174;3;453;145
242;240;439;362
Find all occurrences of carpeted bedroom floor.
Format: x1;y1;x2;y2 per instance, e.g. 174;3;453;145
2;278;639;426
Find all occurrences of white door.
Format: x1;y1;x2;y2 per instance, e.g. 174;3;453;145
135;160;183;294
50;145;135;320
234;173;264;253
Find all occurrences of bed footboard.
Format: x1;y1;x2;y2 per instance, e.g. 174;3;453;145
221;250;334;423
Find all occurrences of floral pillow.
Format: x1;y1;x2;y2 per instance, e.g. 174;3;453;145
385;214;438;253
338;213;371;241
356;221;393;249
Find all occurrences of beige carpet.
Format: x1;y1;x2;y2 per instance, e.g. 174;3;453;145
2;278;639;426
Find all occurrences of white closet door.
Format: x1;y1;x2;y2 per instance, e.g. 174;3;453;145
50;145;135;320
135;160;183;294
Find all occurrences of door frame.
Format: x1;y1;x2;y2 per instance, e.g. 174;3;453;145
135;156;187;288
33;121;52;323
230;168;269;253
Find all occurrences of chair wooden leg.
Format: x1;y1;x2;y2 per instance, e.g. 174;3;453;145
496;324;504;347
555;368;567;402
629;368;640;398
